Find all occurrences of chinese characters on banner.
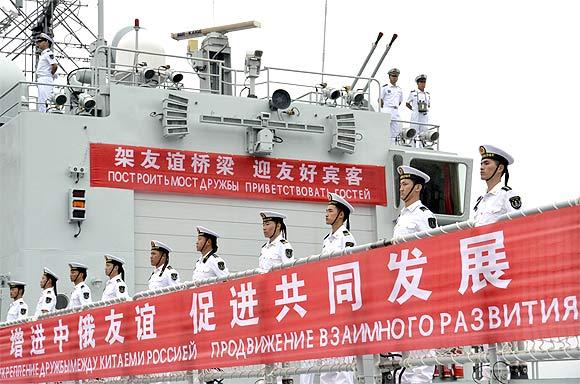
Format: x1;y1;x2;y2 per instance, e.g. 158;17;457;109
1;207;579;383
89;143;387;205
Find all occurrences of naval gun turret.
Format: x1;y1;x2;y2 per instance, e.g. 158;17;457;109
171;21;261;95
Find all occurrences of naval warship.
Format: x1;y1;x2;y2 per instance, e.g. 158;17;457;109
0;1;578;383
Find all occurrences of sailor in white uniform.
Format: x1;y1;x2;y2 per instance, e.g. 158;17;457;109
321;193;356;257
34;267;58;317
102;254;130;301
148;240;181;290
406;74;430;135
301;193;356;384
393;166;438;238
192;226;229;284
393;165;437;384
472;145;526;381
68;262;92;309
258;211;294;272
5;281;29;322
473;145;522;227
35;33;58;112
380;68;404;141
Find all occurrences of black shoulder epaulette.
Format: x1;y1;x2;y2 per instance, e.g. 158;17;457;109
419;206;428;211
501;186;512;191
343;230;350;236
411;89;417;93
280;239;288;244
425;91;430;94
167;265;173;269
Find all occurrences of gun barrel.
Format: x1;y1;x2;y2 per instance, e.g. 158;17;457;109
363;33;398;93
350;32;383;90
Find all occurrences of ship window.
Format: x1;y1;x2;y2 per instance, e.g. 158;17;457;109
392;155;403;208
409;159;467;216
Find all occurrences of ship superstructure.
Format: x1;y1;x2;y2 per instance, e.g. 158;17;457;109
1;2;578;384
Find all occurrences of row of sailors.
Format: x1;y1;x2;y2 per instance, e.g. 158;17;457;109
4;192;356;322
4;144;520;384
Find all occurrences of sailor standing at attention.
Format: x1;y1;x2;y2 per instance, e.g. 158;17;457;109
67;262;92;308
321;193;356;256
192;226;229;284
406;74;430;136
258;211;294;273
301;193;356;384
148;240;181;290
393;165;437;384
472;145;522;226
35;33;58;112
380;68;404;141
34;267;58;317
472;144;526;381
393;166;437;238
102;254;130;301
5;281;29;322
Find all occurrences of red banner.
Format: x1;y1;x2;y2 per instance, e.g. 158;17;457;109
89;143;387;205
1;206;580;382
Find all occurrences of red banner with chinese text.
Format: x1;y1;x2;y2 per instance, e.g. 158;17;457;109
89;143;387;205
1;206;579;382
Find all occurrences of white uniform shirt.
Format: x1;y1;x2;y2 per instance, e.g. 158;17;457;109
380;84;403;110
148;265;181;290
6;298;29;322
259;234;295;272
392;202;437;384
321;224;356;256
393;200;437;238
407;89;431;114
69;282;92;308
314;223;358;384
37;48;57;78
102;276;130;301
473;183;522;227
34;287;56;317
192;251;229;283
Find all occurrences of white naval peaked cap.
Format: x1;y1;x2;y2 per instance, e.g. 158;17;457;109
8;280;26;287
104;254;126;265
150;240;172;253
388;68;400;76
68;262;88;270
260;211;287;220
328;192;355;214
196;226;219;238
43;267;59;280
415;74;427;82
397;165;431;184
479;144;514;165
37;33;54;45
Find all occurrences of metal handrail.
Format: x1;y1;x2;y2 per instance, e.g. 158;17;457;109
2;196;576;323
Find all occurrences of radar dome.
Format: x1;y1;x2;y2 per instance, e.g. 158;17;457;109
114;28;166;70
0;57;25;96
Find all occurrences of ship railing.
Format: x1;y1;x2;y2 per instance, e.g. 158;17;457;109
1;197;579;383
1;45;389;120
17;340;580;383
91;45;383;111
261;66;382;111
0;79;100;121
94;46;234;95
